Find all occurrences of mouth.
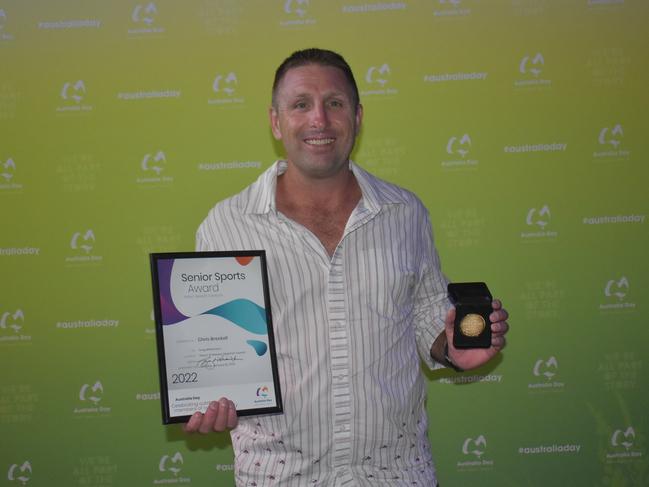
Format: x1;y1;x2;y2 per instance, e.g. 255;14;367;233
304;137;335;146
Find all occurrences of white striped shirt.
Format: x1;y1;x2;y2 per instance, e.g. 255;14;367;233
196;161;450;486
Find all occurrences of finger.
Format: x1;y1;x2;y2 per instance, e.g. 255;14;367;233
445;307;456;331
199;401;220;434
184;411;203;433
212;398;230;432
491;334;506;350
491;299;502;310
490;320;509;335
489;308;509;324
226;400;238;429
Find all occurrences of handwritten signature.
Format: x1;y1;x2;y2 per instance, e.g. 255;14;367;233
195;356;243;369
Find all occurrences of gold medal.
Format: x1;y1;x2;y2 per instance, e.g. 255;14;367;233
459;313;486;337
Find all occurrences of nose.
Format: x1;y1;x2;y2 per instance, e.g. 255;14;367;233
309;102;328;129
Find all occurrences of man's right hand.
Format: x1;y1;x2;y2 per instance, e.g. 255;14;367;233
183;398;238;433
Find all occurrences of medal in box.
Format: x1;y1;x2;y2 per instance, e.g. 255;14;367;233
448;282;492;349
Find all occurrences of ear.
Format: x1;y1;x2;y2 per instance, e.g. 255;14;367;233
354;103;364;137
269;106;282;140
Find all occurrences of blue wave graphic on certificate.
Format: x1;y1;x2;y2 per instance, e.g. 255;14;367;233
202;299;268;335
246;340;268;356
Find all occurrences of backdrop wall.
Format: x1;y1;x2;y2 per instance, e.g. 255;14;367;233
1;1;647;486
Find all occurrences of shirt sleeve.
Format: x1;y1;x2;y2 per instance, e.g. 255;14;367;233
195;223;210;251
195;207;224;252
412;206;452;370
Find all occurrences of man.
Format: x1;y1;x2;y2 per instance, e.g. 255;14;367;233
186;48;509;486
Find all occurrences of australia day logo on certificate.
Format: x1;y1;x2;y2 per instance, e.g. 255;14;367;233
152;252;281;423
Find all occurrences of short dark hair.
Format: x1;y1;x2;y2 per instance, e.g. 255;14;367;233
272;48;360;110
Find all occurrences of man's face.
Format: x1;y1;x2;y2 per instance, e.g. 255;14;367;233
270;64;362;180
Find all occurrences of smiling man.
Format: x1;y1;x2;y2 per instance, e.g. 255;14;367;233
188;48;509;486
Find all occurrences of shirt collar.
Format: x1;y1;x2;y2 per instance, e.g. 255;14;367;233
349;160;405;213
244;160;404;215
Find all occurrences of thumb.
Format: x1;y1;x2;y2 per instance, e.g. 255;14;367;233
445;307;456;344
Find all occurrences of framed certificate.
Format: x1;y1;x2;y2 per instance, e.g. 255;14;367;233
150;251;283;424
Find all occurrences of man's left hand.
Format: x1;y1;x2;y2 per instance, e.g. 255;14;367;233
445;299;509;371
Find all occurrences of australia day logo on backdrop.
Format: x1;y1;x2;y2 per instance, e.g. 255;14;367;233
606;426;643;462
0;157;23;191
66;229;103;264
154;452;190;484
441;133;478;169
529;356;564;391
57;80;93;113
521;204;558;240
515;52;552;88
0;309;31;343
128;2;164;35
208;72;244;105
593;124;630;160
600;276;636;311
0;9;16;41
361;63;398;96
137;150;174;185
280;0;316;27
457;435;494;469
7;461;32;485
146;308;156;336
433;0;472;17
74;380;111;415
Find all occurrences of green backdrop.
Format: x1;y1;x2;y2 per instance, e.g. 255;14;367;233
1;1;648;485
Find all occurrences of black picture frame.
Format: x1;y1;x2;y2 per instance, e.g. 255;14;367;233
150;250;283;424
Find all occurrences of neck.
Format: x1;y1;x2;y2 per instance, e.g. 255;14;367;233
276;162;360;211
274;161;362;257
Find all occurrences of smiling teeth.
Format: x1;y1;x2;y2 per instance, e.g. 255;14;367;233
305;138;334;145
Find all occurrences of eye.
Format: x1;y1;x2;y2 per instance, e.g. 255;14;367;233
294;101;308;109
329;99;343;108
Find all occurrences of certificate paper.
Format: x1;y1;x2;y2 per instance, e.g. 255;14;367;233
150;251;282;424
